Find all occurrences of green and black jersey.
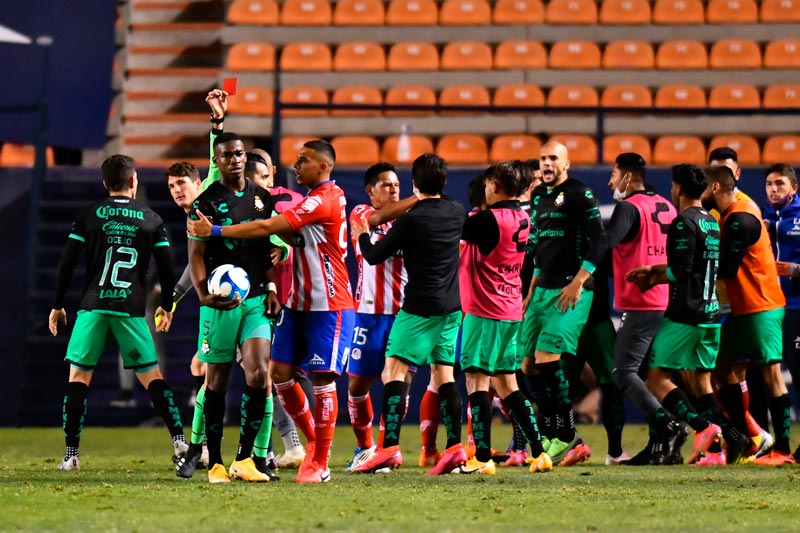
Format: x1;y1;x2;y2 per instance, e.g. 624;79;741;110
53;196;175;317
664;206;721;326
188;179;276;299
527;178;608;290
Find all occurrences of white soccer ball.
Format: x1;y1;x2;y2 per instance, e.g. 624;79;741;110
207;264;250;301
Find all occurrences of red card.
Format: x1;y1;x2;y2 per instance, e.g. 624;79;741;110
222;77;238;96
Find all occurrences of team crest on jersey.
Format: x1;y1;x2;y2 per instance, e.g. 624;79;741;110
555;192;565;207
201;339;210;355
298;196;322;214
254;195;265;211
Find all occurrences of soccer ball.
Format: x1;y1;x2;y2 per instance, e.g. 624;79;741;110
207;264;250;301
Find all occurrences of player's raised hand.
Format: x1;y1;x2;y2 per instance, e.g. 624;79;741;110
187;210;213;237
49;308;67;336
350;213;369;239
206;89;228;119
154;306;173;332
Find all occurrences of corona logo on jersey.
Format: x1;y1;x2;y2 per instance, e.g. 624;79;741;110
96;205;144;220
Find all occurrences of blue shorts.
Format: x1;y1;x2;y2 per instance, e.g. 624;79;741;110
347;313;395;378
272;307;355;375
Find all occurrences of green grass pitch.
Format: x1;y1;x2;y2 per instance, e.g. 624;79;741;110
1;424;798;532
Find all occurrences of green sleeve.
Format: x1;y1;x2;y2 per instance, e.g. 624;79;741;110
201;129;221;191
269;209;291;261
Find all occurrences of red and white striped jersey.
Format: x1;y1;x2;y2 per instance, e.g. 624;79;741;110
350;204;407;315
282;181;353;311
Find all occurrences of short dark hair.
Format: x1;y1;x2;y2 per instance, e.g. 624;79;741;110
244;158;268;180
212;131;243;150
467;173;486;208
671;164;707;199
519;159;538;189
485;160;527;197
411;153;447;195
708;146;738;164
525;158;540;171
364;162;396;188
165;162;200;181
303;139;336;164
765;163;797;187
615;152;646;181
102;154;136;192
704;164;736;193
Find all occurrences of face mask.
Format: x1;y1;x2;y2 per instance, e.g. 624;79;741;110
612;175;629;201
769;193;793;211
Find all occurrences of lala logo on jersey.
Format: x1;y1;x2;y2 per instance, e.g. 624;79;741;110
555;192;564;207
254;195;265;211
297;196;322;214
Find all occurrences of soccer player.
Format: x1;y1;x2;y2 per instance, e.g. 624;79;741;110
701;164;794;465
519;141;608;466
189;139;354;483
456;161;552;475
628;164;738;467
49;154;187;471
344;162;411;471
605;153;683;465
351;153;467;475
762;163;800;461
187;132;281;483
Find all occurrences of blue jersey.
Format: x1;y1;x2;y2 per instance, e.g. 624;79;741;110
764;194;800;310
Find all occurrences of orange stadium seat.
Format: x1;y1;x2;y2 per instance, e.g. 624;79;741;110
280;136;314;165
439;85;491;115
708;84;760;108
602;40;655;69
601;84;653;108
706;0;758;23
439;0;492;25
331;86;382;116
708;135;761;164
385;84;437;115
763;136;800;164
382;134;435;163
333;42;386;71
387;41;439;71
492;0;545;24
436;134;489;165
333;0;385;25
549;41;602;69
653;135;706;164
490;134;542;162
279;86;328;116
764;39;800;69
441;41;493;70
280;42;332;71
0;143;54;167
331;136;381;165
494;40;547;69
226;42;275;71
385;0;438;25
227;87;274;115
602;135;652;163
280;0;332;25
493;84;546;110
709;39;761;69
654;84;706;108
547;85;600;108
763;84;800;108
761;0;800;22
549;134;598;164
599;0;651;25
656;40;708;69
545;0;598;24
652;0;704;24
228;0;279;25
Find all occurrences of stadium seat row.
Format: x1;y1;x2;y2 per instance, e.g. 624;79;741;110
225;84;800;116
226;39;800;72
0;144;55;168
228;0;800;27
277;134;800;166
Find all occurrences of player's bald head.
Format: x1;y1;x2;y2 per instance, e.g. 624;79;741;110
250;148;272;168
539;141;570;186
540;141;569;159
